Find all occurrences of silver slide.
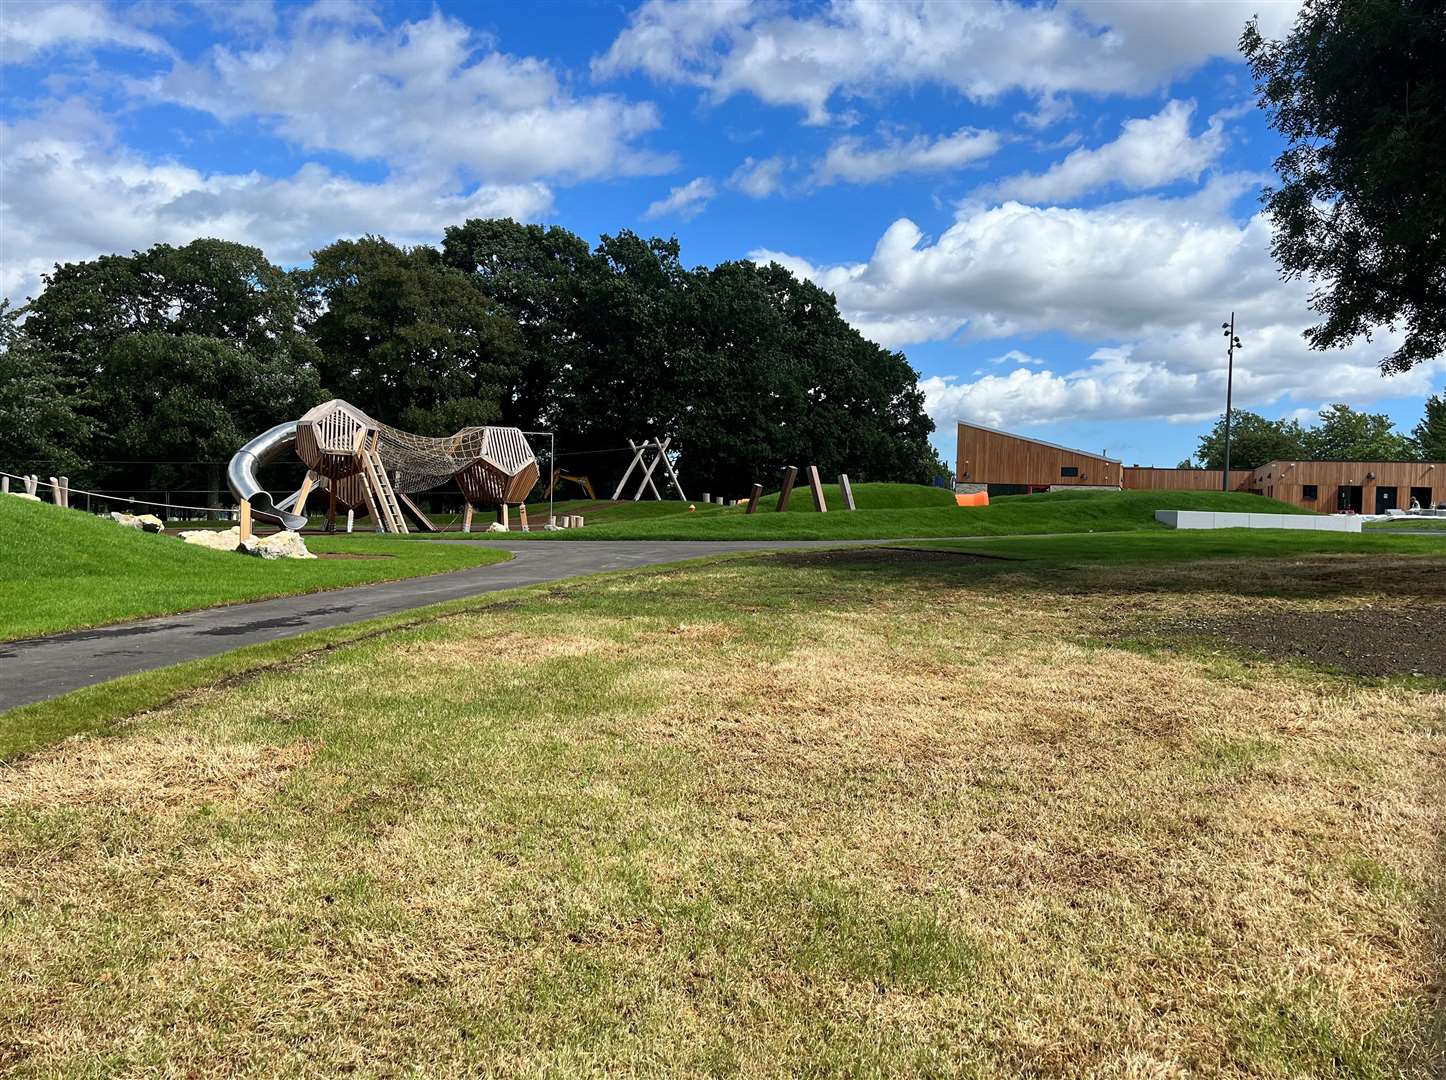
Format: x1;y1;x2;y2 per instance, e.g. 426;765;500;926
226;421;308;530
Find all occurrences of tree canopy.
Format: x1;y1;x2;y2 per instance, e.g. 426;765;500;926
1196;402;1428;469
5;221;944;501
1242;0;1446;374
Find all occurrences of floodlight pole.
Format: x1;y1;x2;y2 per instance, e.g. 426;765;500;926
1221;313;1241;491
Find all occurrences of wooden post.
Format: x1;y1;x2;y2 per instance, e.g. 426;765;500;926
293;472;316;519
239;499;253;542
498;503;510;529
49;477;61;506
58;476;69;508
777;466;798;511
1;476;8;494
462;503;474;533
807;466;827;512
839;473;856;511
27;475;38;497
519;504;529;531
702;492;710;504
346;509;355;533
747;484;762;514
574;515;584;528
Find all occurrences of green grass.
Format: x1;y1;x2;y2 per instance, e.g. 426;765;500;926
2;543;1440;1074
904;527;1446;564
525;486;1317;540
0;495;510;641
1365;517;1446;531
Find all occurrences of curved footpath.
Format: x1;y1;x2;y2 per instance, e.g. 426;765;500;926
0;538;904;712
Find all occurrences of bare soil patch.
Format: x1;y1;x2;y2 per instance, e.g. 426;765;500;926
1159;604;1446;677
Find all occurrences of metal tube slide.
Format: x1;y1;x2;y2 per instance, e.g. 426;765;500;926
226;421;308;530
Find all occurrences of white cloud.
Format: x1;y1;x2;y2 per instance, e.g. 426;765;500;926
756;179;1446;428
990;100;1225;203
1016;92;1075;131
815;127;1000;185
990;350;1044;366
728;155;787;198
595;0;1301;124
0;110;551;303
0;0;172;61
644;177;715;221
145;10;670;185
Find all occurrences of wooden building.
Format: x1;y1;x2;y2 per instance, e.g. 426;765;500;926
955;421;1444;511
1251;460;1442;514
956;422;1121;493
1122;467;1254;492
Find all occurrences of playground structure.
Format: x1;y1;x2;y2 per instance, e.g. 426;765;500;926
228;399;539;533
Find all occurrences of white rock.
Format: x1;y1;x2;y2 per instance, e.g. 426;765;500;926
179;526;245;552
485;522;508;533
7;491;42;502
110;511;164;533
253;531;315;560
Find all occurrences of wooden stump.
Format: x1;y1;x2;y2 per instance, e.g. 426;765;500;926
839;473;856;511
747;484;763;514
462;503;474;533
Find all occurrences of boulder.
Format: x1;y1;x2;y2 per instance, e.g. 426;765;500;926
485;521;508;533
111;511;164;533
179;526;245;552
7;491;42;502
252;531;315;560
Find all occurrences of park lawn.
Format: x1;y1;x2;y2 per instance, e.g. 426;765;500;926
903;526;1446;564
0;496;510;641
527;487;1316;541
2;543;1443;1075
1366;517;1446;532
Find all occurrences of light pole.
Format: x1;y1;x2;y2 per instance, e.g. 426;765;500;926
1220;314;1242;491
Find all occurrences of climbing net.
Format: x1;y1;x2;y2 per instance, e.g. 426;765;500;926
373;421;489;495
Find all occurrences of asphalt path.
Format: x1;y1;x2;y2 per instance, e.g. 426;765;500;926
0;539;886;711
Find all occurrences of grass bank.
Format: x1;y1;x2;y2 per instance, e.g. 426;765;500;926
1366;517;1446;532
0;496;510;641
2;542;1441;1074
525;487;1315;541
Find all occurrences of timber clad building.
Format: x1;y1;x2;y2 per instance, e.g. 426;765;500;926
956;422;1443;512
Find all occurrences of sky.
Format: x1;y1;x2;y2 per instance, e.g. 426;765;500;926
2;0;1443;469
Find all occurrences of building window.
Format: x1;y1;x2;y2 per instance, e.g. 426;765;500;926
1060;466;1079;478
1302;484;1318;500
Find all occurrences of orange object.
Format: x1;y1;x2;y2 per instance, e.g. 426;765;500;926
954;491;989;507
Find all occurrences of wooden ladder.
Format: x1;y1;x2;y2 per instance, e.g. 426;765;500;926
360;449;408;533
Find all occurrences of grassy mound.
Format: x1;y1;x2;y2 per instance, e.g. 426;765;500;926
531;487;1315;541
0;496;509;640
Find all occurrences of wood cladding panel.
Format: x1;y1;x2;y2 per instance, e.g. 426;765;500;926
956;424;1119;488
1253;460;1442;510
1122;468;1254;492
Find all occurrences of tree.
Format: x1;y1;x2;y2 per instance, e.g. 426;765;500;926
441;219;603;428
19;239;322;496
1196;411;1307;469
300;236;521;434
1412;392;1446;459
0;303;95;476
1242;2;1446;374
1302;402;1415;459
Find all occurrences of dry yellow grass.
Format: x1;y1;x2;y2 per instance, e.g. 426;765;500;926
1;551;1442;1077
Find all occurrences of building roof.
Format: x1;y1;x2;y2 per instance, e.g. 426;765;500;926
956;420;1122;464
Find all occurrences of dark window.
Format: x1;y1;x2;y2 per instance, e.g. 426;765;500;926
1060;466;1079;478
1302;484;1317;500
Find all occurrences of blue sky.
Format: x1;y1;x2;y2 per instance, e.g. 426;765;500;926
3;0;1442;468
